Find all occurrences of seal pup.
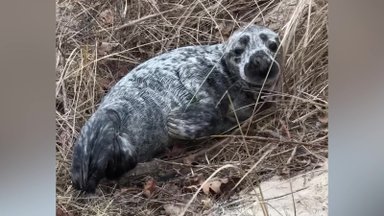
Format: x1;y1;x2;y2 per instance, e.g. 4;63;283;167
70;24;283;193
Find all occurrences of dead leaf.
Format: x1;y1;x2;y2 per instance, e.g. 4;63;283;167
143;178;157;198
99;9;114;25
201;177;229;195
56;207;72;216
56;207;65;216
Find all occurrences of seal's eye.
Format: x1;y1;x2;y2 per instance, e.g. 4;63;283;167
267;41;278;52
259;33;268;41
239;35;250;45
234;48;244;55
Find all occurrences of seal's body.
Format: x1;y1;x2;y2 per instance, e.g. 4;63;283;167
71;24;283;193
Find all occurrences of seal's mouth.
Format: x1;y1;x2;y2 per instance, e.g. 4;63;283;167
243;50;280;85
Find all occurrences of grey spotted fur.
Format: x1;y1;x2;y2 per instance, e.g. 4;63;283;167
71;24;283;193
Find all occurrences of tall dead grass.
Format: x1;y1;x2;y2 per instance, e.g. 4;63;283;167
56;0;328;215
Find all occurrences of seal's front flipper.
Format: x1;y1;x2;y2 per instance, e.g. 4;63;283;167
167;104;223;140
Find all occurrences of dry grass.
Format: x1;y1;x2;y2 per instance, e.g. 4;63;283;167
56;0;328;215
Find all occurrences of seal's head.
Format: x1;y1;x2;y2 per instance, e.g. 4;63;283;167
70;109;137;193
223;24;283;88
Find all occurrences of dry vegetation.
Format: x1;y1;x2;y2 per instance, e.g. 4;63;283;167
56;0;328;215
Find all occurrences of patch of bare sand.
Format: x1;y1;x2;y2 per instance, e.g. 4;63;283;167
212;161;328;216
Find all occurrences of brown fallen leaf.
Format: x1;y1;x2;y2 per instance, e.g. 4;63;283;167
201;177;229;195
56;207;72;216
56;207;65;216
143;177;157;198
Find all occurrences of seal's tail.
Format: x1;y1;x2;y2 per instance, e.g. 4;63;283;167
70;108;137;193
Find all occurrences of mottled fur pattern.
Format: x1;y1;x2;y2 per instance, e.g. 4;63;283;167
71;24;283;193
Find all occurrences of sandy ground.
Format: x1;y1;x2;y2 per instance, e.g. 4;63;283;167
212;161;328;216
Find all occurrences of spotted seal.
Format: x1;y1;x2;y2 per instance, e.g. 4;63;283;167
70;24;283;193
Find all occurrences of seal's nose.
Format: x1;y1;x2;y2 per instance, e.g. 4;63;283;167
252;54;268;78
246;50;278;80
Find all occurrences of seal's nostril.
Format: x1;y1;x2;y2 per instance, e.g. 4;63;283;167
252;56;263;67
252;57;259;65
268;41;278;52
